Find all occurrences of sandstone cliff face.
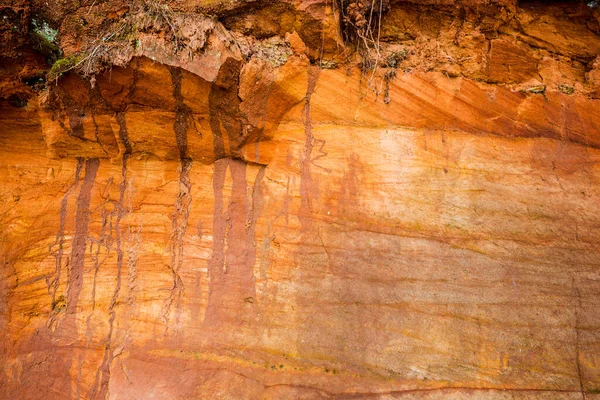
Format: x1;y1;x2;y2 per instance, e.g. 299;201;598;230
1;0;600;399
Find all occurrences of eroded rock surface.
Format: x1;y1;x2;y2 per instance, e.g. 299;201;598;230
1;0;600;399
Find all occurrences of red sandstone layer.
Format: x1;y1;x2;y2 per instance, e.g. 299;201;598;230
1;0;600;398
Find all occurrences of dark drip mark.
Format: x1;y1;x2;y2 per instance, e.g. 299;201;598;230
126;223;141;308
206;159;227;301
66;158;100;314
116;112;132;156
88;113;132;311
171;67;190;161
90;177;115;311
249;165;267;277
205;58;268;326
253;77;277;162
60;158;99;400
299;66;321;231
208;58;244;160
91;114;109;157
47;158;84;315
162;67;193;325
46;79;86;139
69;110;86;139
90;81;122;157
205;159;265;326
89;116;132;400
89;157;129;400
162;161;192;325
259;173;291;291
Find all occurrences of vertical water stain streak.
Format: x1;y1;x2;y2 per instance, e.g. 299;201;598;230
66;158;100;315
59;157;98;398
47;158;84;312
299;66;321;231
88;113;132;400
87;112;131;310
89;177;115;311
208;58;244;160
205;159;265;326
68;107;85;139
162;67;193;325
259;174;291;293
205;59;264;326
116;111;133;156
207;160;227;308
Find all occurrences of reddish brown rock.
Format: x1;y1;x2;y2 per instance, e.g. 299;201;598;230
1;0;600;399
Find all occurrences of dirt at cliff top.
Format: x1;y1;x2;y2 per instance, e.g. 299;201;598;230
0;0;596;165
2;0;600;104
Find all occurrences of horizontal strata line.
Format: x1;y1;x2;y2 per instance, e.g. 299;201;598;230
125;356;587;395
153;366;583;396
263;383;584;396
285;118;597;135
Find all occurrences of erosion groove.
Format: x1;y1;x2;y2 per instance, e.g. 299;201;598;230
162;67;193;326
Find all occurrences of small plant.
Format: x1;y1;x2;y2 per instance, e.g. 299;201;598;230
31;18;58;44
48;55;84;81
28;18;61;67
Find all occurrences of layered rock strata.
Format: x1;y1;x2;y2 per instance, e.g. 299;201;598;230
1;0;600;398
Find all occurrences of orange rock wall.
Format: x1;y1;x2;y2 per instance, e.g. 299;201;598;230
1;0;600;399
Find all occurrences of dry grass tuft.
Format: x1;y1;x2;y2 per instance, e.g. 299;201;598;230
337;0;394;98
47;0;181;81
